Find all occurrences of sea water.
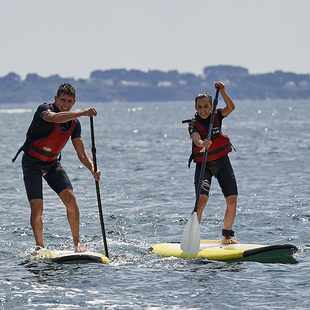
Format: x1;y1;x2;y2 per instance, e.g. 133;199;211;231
0;99;309;309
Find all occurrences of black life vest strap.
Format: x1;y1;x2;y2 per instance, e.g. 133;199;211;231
12;138;32;163
12;145;61;163
191;143;232;164
183;118;194;168
188;154;193;168
12;146;24;163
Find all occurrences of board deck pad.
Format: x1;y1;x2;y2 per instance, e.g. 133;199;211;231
151;240;297;263
32;248;110;264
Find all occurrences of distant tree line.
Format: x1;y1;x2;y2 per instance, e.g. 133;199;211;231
1;65;310;103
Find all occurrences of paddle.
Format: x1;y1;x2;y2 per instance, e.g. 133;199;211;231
181;88;220;254
90;116;109;258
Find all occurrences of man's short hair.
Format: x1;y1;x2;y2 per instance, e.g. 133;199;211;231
56;83;76;98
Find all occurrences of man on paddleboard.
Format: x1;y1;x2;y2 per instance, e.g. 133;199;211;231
187;81;238;244
13;84;100;252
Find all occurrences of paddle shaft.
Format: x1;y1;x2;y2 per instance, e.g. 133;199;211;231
90;116;109;258
193;88;220;212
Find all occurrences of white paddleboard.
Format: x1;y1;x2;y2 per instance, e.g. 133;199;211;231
32;248;109;264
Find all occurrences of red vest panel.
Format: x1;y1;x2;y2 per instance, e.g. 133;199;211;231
27;120;76;162
191;112;232;162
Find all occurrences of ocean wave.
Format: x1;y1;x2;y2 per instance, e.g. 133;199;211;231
0;108;32;114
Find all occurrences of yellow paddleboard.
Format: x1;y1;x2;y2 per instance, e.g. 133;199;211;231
151;240;297;263
32;248;110;264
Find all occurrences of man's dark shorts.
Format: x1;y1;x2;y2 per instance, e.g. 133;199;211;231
194;155;238;198
22;153;73;201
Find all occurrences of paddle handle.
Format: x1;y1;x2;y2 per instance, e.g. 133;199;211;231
90;116;109;258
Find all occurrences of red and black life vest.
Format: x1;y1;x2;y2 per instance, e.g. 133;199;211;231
26;120;77;162
190;111;232;164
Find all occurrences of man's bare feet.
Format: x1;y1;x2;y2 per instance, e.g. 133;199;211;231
32;245;45;256
74;243;87;252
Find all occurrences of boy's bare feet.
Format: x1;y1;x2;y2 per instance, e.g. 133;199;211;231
221;237;239;245
221;229;238;245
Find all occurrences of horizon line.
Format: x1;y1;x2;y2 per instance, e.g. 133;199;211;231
1;65;310;80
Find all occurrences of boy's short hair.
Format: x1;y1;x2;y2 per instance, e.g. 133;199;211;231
56;83;76;98
195;92;212;106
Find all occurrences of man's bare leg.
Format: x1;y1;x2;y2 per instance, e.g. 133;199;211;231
58;189;86;252
30;199;44;249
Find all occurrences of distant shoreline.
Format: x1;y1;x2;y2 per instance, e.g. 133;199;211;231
1;65;310;103
0;99;309;108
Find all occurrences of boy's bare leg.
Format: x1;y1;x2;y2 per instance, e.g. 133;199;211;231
222;195;238;244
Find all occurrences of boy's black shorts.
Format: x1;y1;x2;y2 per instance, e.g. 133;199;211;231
22;153;73;201
194;155;238;198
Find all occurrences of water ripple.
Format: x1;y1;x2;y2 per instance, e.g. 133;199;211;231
1;100;309;309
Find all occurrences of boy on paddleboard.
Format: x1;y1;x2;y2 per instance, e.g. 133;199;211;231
13;84;101;252
187;81;238;244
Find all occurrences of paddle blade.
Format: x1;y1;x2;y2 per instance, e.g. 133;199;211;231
181;212;200;255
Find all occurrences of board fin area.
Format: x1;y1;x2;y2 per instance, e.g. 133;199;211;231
241;244;298;264
32;248;110;264
150;240;298;264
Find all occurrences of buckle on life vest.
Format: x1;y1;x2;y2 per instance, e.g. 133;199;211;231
30;145;58;158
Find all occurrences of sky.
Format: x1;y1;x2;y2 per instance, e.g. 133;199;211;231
1;0;309;78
